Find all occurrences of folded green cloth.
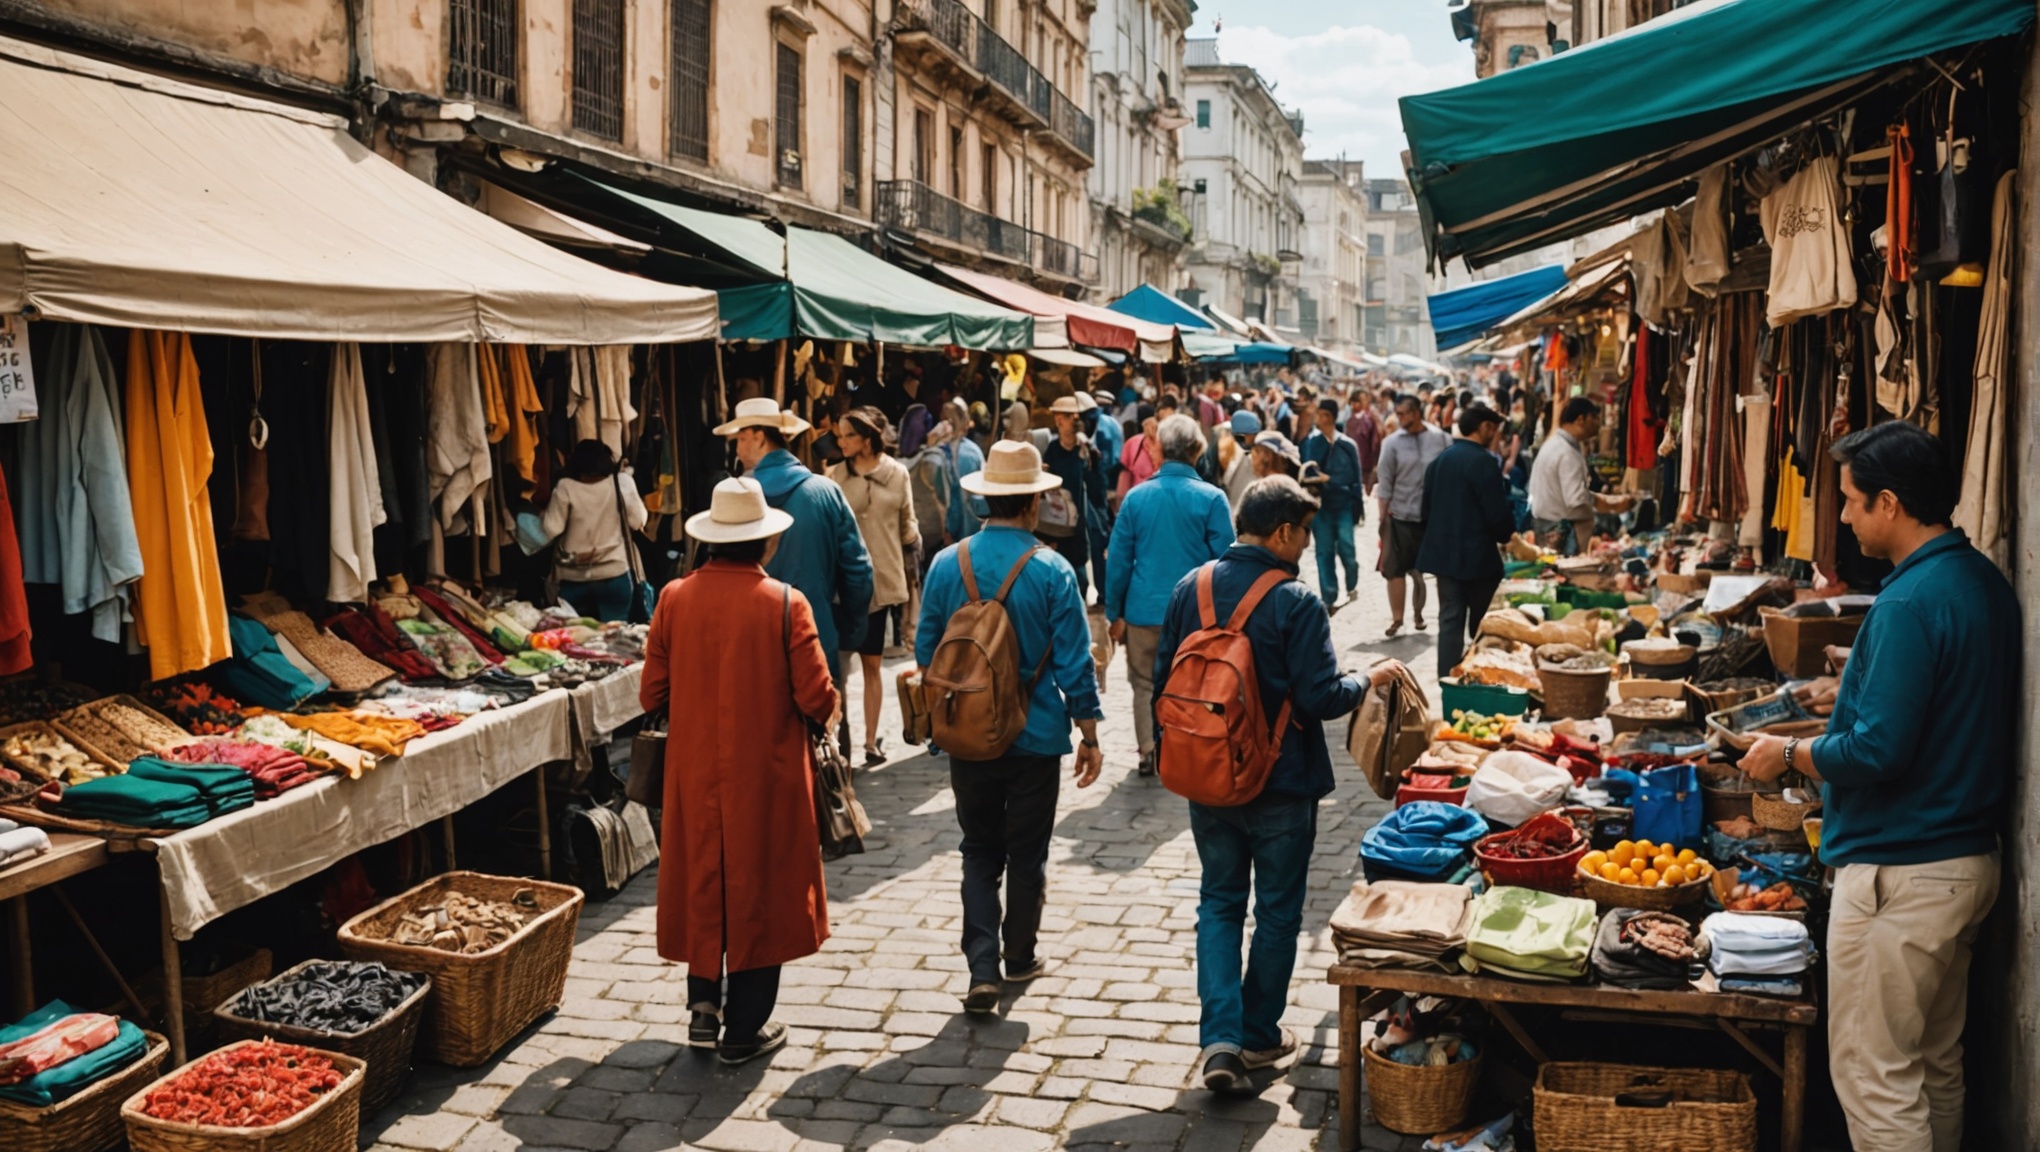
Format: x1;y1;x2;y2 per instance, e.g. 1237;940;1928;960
0;1000;149;1106
1462;885;1598;981
125;757;255;818
58;775;213;828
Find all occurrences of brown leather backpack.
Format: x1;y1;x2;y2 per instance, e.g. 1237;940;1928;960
1154;564;1293;806
923;540;1047;760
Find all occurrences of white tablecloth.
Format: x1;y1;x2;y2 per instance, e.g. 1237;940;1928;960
567;664;644;779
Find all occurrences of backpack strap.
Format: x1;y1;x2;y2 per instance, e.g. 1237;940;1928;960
992;545;1043;603
958;538;981;603
1225;569;1293;632
1195;563;1220;631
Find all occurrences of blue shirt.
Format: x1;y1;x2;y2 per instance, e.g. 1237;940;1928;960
916;526;1105;757
1090;411;1125;487
1810;529;2016;866
941;438;986;540
1104;462;1235;628
1154;544;1367;799
1300;428;1365;511
748;449;874;680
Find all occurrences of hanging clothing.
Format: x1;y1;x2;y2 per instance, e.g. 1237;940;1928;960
0;466;31;674
499;346;544;502
477;343;511;444
365;344;432;577
1760;155;1858;327
125;331;231;680
259;341;333;603
327;343;387;604
1685;165;1731;296
570;346;636;456
16;324;142;643
1955;172;2014;569
426;344;491;532
1625;326;1664;471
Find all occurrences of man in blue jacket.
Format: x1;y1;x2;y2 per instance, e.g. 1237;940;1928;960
1154;475;1400;1092
1414;404;1515;676
719;398;874;683
1299;398;1366;607
1741;423;2014;1152
1105;414;1234;777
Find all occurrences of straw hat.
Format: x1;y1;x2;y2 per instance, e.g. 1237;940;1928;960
684;477;795;543
959;441;1064;496
1048;394;1084;416
712;397;812;438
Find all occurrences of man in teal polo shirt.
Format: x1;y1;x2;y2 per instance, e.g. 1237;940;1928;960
1743;422;2015;1152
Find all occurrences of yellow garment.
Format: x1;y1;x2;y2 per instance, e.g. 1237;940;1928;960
279;711;429;758
478;343;511;444
126;331;231;680
499;345;543;494
1772;457;1815;562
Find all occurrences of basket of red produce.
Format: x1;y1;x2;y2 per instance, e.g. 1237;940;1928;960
121;1039;363;1152
1473;811;1589;894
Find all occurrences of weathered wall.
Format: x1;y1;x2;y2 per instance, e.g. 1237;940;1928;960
19;0;351;84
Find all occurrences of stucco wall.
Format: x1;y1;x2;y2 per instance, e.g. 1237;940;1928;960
30;0;352;84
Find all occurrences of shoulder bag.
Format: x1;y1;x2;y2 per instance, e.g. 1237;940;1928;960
783;583;871;859
610;472;657;624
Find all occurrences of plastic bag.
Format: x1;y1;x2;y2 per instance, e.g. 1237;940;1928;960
1632;763;1702;847
1463;751;1572;827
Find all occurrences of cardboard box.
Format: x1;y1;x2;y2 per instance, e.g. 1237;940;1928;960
1760;607;1862;678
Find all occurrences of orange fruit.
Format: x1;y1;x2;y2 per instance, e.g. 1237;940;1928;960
1600;862;1622;881
1662;864;1687;886
1611;841;1636;866
1652;855;1676;874
1635;840;1655;858
1618;868;1639;885
1641;868;1661;887
1582;851;1608;874
1676;848;1698;865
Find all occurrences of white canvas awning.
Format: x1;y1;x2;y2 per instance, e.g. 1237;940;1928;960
0;36;717;343
479;181;651;255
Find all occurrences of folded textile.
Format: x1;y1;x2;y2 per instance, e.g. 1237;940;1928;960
1362;802;1490;883
1462;886;1597;982
234;714;377;780
324;603;438;681
1700;911;1811;953
220;614;325;710
278;711;428;758
1706;942;1816;978
125;757;256;819
1591;909;1696;990
55;774;213;828
0;1010;118;1085
1330;880;1472;970
166;740;326;799
412;586;506;666
1718;975;1804;997
0;824;52;866
0;1001;147;1106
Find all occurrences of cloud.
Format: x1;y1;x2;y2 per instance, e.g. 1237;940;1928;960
1207;24;1473;176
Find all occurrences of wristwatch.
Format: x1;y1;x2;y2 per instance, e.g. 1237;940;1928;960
1783;737;1801;773
1080;737;1100;750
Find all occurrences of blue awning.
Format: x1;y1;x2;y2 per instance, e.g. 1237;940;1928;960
1427;265;1569;350
1194;341;1293;365
1109;284;1214;330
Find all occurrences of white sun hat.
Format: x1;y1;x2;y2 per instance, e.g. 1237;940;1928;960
959;440;1065;497
712;397;812;438
684;477;795;543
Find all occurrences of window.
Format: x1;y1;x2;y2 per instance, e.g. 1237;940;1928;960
571;0;625;141
913;108;934;185
670;0;712;161
775;43;803;189
841;74;862;209
447;0;518;107
949;127;964;200
981;142;997;213
1194;99;1210;129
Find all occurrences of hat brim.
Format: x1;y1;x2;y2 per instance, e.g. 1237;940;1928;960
711;413;813;438
958;472;1063;497
684;506;795;544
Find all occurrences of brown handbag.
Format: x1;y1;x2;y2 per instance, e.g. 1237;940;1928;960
625;717;666;808
782;585;870;859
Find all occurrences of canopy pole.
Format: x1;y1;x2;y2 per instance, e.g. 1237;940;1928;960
773;339;788;405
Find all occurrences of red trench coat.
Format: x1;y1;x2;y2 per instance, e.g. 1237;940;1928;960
640;560;838;974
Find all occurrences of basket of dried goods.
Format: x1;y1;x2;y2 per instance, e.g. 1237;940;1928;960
1696;763;1758;825
1606;696;1690;735
0;722;118;792
337;872;583;1067
1472;811;1589;893
1751;786;1821;832
1534;1062;1756;1152
0;1008;168;1152
54;697;193;768
1710;869;1811;919
1577;837;1713;909
214;961;431;1116
1536;645;1614;720
1363;1040;1483;1134
121;1040;363;1152
1685;678;1774;719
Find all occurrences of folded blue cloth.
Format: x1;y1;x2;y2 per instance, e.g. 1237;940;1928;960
1718;975;1803;997
0;1000;148;1106
1362;802;1490;882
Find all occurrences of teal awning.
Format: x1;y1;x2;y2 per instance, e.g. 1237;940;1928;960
1109;284;1214;330
1399;0;2034;268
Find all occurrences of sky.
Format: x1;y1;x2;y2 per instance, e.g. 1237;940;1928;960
1186;0;1476;180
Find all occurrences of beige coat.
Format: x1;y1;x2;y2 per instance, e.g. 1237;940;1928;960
828;454;919;610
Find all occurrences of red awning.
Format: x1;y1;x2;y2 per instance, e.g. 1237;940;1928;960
936;264;1177;361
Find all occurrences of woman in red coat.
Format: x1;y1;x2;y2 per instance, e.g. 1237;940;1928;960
641;477;840;1065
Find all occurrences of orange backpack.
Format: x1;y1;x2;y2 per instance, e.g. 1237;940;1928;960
1155;564;1294;806
923;540;1047;760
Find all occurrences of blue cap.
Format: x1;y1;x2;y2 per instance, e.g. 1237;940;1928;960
1230;411;1262;436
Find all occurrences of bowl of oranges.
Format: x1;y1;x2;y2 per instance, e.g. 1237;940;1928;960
1576;838;1715;909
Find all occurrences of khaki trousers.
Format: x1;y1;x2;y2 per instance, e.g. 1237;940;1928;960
1124;625;1163;756
1826;853;2000;1152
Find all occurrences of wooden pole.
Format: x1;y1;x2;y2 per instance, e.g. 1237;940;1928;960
54;887;150;1024
6;897;29;1018
441;815;458;872
535;769;552;880
158;881;185;1066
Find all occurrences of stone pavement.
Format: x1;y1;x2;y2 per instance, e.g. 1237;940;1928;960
364;536;1452;1152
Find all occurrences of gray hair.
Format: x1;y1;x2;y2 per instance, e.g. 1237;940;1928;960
1157;414;1207;464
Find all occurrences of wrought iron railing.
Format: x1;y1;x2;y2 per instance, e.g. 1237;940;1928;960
878;180;1098;283
1033;232;1099;283
447;0;518;107
1046;85;1094;159
900;0;1093;157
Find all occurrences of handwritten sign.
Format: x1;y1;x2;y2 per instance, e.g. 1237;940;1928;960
0;315;35;423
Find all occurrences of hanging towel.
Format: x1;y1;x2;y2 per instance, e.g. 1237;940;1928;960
1685;164;1731;296
327;343;388;604
426;344;492;533
1955;172;2013;569
570;346;636;455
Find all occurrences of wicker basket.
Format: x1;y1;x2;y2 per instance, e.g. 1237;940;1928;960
54;695;193;767
121;1042;363;1152
1473;816;1589;894
1751;791;1821;832
0;720;116;797
136;948;273;1048
1697;763;1757;825
1577;866;1711;911
337;872;583;1067
1362;1045;1482;1134
213;962;433;1117
1533;1062;1756;1152
0;1030;168;1152
1538;663;1612;720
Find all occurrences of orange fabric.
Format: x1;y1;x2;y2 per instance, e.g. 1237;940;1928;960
478;343;510;444
499;345;543;499
0;467;31;675
126;331;231;680
640;560;838;974
1887;123;1913;283
277;711;427;757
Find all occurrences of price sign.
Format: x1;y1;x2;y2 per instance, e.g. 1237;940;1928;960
0;315;36;423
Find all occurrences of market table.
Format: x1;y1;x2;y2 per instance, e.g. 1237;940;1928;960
1329;965;1818;1152
2;832;110;1015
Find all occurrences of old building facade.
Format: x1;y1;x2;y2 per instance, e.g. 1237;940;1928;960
1084;0;1193;302
1178;36;1303;327
1297;159;1366;354
1362;177;1435;358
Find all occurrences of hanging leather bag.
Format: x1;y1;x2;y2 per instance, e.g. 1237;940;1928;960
783;585;870;858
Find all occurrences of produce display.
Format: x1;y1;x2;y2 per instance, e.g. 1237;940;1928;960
1445;711;1511;741
1722;881;1809;912
140;1040;343;1127
1581;839;1714;888
227;961;427;1035
1;728;107;784
385;889;537;954
1478;813;1581;860
143;683;251;736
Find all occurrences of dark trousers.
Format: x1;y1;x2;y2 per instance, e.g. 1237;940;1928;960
687;965;781;1044
1435;573;1502;677
949;753;1061;983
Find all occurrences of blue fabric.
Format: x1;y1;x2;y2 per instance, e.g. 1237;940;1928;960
125;757;255;820
0;1002;149;1106
1230;411;1262;436
1632;763;1701;848
1810;530;2017;866
1104;462;1234;628
1089;409;1125;487
1300;430;1365;511
1109;284;1215;330
749;449;875;680
1416;439;1515;582
915;526;1104;757
941;438;987;539
1191;792;1317;1050
1154;545;1366;799
1310;509;1359;601
1199;342;1294;365
1426;265;1568;349
560;573;635;623
219;613;322;709
1361;802;1490;881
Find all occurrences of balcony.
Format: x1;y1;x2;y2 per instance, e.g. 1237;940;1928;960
1041;85;1096;165
895;0;1094;163
877;180;1098;285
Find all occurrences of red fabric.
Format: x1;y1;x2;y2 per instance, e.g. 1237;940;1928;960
323;605;436;681
0;468;31;675
641;561;838;974
411;587;505;666
1626;328;1663;471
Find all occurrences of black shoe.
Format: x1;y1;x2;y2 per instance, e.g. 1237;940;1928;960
717;1021;787;1065
1201;1049;1249;1093
963;982;1002;1015
1136;751;1156;777
1004;958;1047;983
687;1008;720;1048
864;739;886;768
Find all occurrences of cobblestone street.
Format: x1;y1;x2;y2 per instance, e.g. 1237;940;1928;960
365;538;1448;1152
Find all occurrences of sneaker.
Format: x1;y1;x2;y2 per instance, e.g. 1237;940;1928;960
1004;958;1047;983
1241;1028;1299;1070
963;982;1002;1015
687;1007;720;1048
717;1021;788;1065
1201;1048;1249;1093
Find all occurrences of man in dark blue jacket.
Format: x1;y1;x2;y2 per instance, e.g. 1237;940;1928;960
1299;399;1367;607
1415;404;1515;676
1153;476;1400;1092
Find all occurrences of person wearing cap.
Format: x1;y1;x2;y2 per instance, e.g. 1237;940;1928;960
717;398;874;688
827;408;920;766
643;477;841;1067
1106;414;1235;777
1251;431;1304;482
1223;410;1261;509
1414;405;1514;676
1376;394;1450;637
915;441;1106;1015
1300;398;1367;608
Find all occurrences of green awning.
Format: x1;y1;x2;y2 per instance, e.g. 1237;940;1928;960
1399;0;2034;268
578;176;1032;348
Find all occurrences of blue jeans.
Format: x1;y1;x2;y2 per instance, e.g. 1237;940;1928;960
1190;792;1318;1051
559;573;634;622
1312;506;1360;601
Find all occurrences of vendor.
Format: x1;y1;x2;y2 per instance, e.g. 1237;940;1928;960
541;440;649;622
1526;397;1632;555
1742;422;2014;1152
